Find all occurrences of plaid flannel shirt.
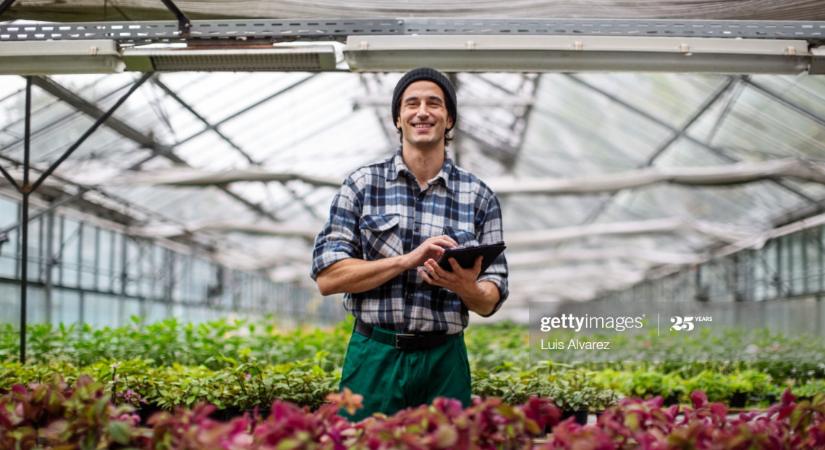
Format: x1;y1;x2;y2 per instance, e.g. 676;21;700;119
311;150;508;334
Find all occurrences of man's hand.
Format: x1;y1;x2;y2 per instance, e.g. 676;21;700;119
419;255;483;299
419;256;501;316
402;235;458;270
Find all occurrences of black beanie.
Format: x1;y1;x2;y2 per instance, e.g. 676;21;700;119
391;67;457;131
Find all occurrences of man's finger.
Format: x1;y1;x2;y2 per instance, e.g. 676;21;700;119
419;267;434;284
431;258;459;283
448;257;462;272
424;259;440;278
441;235;459;247
431;236;457;248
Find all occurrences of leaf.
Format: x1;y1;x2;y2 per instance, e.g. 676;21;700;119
107;420;133;444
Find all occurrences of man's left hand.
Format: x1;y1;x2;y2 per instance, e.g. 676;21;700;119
419;255;483;299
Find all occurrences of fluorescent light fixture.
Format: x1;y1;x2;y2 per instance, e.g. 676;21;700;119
123;45;337;72
345;35;811;74
0;39;124;75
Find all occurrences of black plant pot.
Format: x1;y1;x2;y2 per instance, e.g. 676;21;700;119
544;410;589;434
561;409;589;425
136;404;162;424
663;394;680;406
729;392;748;408
209;407;245;422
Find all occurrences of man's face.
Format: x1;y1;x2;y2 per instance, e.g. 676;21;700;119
396;80;454;149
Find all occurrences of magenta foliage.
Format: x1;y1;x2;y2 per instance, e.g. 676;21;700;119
4;379;824;450
541;389;825;450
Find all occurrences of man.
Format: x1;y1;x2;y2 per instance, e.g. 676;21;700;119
311;67;508;421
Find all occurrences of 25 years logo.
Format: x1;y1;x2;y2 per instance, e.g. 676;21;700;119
669;315;712;331
670;316;694;331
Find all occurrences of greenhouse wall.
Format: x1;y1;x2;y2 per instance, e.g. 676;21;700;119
0;193;341;327
565;222;825;337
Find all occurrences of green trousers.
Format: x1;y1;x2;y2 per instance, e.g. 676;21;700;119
339;326;472;421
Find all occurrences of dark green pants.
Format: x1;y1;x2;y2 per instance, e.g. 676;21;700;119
339;326;472;421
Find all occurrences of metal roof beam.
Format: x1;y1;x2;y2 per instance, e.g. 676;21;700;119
742;76;825;130
151;75;323;220
151;76;257;165
31;75;282;223
0;78;135;155
172;73;319;149
566;74;820;223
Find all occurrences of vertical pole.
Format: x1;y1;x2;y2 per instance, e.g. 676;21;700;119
19;76;32;364
44;210;54;325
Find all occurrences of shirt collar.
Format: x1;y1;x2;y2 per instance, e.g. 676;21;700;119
387;149;454;193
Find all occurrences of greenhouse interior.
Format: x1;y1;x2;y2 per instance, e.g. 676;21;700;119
1;1;825;448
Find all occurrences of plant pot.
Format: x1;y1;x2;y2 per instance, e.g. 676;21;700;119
663;394;680;406
561;409;589;425
209;407;245;422
729;392;747;408
136;404;162;424
545;410;589;434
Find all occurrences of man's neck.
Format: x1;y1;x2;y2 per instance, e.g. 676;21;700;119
401;144;445;189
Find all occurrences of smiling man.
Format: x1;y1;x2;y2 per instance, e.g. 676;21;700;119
311;67;508;421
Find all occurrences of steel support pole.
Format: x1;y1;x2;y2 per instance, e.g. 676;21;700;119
19;76;31;364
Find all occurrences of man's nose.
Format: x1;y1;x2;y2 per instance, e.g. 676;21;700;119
415;103;429;116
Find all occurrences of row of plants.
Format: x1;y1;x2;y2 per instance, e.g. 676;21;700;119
3;376;824;449
0;358;338;413
0;317;351;371
4;357;824;415
3;318;823;381
1;377;557;449
474;365;825;411
545;390;825;449
0;359;610;416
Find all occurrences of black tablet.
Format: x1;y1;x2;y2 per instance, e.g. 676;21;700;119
437;242;506;273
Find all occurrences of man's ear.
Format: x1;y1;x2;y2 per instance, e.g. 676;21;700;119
396;117;402;130
447;115;454;130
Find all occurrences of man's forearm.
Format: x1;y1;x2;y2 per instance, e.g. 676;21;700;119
316;256;409;295
458;280;501;316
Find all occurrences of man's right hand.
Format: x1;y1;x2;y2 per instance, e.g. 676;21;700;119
403;235;458;270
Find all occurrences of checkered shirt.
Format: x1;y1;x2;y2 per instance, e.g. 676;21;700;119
311;150;509;334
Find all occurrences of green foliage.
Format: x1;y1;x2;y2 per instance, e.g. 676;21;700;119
0;316;352;371
0;358;339;412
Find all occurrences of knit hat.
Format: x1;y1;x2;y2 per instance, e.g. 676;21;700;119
391;67;457;131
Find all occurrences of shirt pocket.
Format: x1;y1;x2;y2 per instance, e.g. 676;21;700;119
444;225;479;248
360;213;404;259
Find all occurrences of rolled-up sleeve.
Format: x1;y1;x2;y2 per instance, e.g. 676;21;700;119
475;190;509;317
311;178;361;280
